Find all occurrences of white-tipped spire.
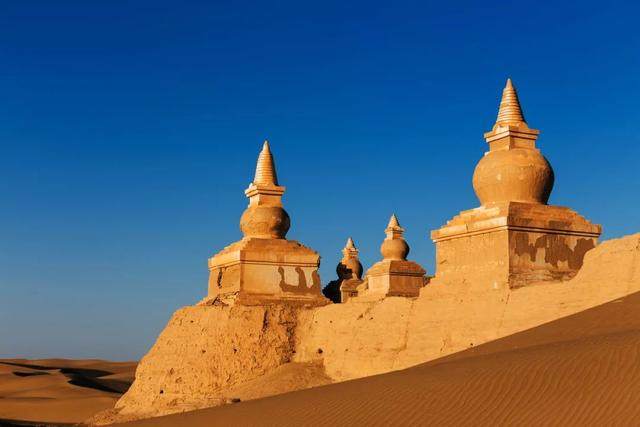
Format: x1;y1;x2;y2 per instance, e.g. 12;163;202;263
345;237;356;250
387;214;401;229
495;78;526;127
253;140;278;186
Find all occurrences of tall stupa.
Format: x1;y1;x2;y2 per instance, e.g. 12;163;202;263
207;141;328;306
431;79;601;288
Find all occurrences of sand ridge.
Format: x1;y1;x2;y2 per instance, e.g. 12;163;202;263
0;359;136;425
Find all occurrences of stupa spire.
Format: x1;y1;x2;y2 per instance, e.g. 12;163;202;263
253;140;278;186
387;214;401;230
241;141;288;239
382;214;408;260
494;78;526;129
343;237;359;258
345;237;356;249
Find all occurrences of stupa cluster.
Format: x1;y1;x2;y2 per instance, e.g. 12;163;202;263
207;79;601;305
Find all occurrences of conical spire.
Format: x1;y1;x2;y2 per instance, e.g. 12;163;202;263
495;78;526;127
385;214;405;241
345;237;356;250
253;140;278;186
342;236;360;260
381;214;409;260
387;214;401;229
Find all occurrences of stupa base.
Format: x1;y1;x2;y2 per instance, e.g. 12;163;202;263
360;260;426;298
207;238;329;306
432;201;602;289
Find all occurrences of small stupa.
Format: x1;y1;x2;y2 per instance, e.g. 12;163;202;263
322;237;363;303
207;141;328;306
431;79;601;288
359;215;426;298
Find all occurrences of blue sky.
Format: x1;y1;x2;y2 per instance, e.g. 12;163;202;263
1;1;639;360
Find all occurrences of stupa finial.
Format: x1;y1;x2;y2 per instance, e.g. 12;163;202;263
345;237;356;250
494;78;526;129
342;237;359;259
387;214;401;230
241;141;289;239
381;214;408;260
476;79;552;205
253;140;278;186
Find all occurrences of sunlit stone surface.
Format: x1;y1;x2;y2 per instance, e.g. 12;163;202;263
207;141;328;306
431;79;601;289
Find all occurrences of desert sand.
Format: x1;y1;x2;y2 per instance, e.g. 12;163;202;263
0;359;136;425
120;290;640;426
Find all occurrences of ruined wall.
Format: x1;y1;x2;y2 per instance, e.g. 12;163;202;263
294;233;640;381
97;303;304;423
102;233;640;424
434;229;510;288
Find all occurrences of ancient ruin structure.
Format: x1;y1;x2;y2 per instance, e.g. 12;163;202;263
94;79;640;426
357;215;427;299
431;79;601;288
322;238;363;303
207;141;328;306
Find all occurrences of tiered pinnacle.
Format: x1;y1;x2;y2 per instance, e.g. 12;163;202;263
342;237;359;258
385;214;404;239
240;141;289;239
494;78;527;129
253;140;279;186
346;237;356;249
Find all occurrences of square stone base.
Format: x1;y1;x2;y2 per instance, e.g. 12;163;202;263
363;260;426;298
431;202;601;289
208;238;329;306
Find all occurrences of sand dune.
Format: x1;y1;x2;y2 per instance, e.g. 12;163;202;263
0;359;136;426
121;292;640;426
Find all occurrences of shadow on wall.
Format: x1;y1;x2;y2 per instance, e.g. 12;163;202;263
279;266;321;295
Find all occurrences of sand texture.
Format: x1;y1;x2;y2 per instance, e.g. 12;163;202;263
120;290;640;426
0;359;136;425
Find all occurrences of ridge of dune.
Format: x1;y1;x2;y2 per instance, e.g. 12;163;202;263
0;359;136;425
119;291;640;426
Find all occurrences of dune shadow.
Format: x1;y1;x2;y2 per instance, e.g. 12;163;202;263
1;361;132;394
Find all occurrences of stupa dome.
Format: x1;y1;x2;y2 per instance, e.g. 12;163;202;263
239;141;291;238
472;79;554;205
337;237;363;280
240;205;290;239
380;214;410;261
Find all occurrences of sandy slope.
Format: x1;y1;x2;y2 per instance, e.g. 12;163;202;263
0;358;136;425
121;291;640;426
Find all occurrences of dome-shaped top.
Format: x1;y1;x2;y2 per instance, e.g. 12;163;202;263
241;141;289;238
474;79;555;205
380;214;410;261
337;237;363;280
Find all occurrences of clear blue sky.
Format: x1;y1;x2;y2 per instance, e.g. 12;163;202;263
1;1;639;361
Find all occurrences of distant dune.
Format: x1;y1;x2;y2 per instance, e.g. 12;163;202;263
0;359;136;426
119;291;640;426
